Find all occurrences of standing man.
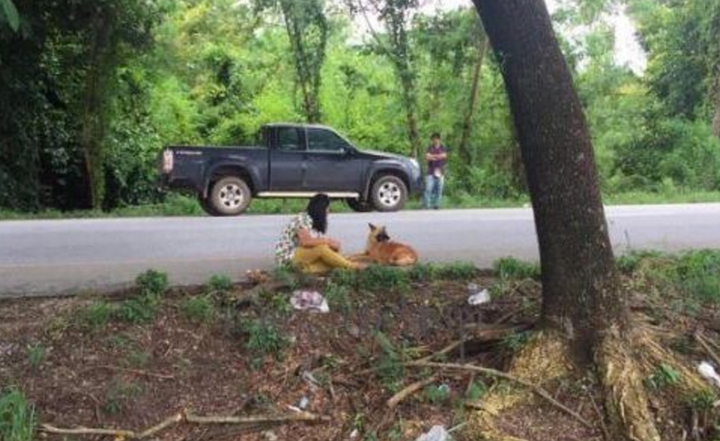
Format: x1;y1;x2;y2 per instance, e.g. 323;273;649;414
423;133;448;210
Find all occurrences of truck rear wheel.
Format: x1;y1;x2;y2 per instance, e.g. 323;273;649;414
209;176;252;216
370;175;407;212
198;195;218;216
346;198;374;213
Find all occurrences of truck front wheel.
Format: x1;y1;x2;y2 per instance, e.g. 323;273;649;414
209;176;252;216
370;175;407;212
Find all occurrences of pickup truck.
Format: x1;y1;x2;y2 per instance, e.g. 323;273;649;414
160;123;424;216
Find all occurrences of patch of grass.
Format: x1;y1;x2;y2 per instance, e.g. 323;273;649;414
0;388;36;441
673;250;720;303
208;274;233;293
259;291;292;315
374;332;405;393
118;270;169;324
26;344;44;370
434;261;477;280
645;363;682;390
616;250;664;273
324;282;352;311
181;295;216;324
502;332;531;352
272;265;302;291
424;383;451;405
242;319;289;360
359;266;410;292
103;381;143;415
465;379;488;401
494;257;540;280
124;349;151;368
685;389;719;411
77;300;115;330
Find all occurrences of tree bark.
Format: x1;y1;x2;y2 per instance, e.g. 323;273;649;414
712;62;720;138
458;32;488;171
471;0;628;362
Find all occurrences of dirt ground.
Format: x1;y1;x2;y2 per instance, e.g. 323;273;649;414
0;267;718;441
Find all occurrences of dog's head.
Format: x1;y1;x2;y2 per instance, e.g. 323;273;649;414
368;223;391;243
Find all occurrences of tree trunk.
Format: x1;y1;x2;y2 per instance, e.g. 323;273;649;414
712;62;720;138
80;12;114;209
471;0;627;361
458;32;488;171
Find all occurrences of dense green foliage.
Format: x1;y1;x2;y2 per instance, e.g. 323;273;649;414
1;0;719;213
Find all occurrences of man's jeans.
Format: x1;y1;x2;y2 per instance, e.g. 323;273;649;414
423;175;445;209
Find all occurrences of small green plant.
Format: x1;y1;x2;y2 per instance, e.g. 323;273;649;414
324;282;351;311
465;379;488;401
242;319;288;359
674;250;720;303
77;300;115;330
125;349;151;368
408;263;438;282
685;389;719;410
136;269;169;297
358;266;409;292
645;363;682;390
375;332;405;392
181;295;216;323
330;268;359;289
259;291;292;314
424;383;451;405
0;388;37;441
26;344;44;370
208;274;233;292
494;257;540;280
616;250;663;273
272;266;301;290
502;332;530;352
117;269;169;324
103;381;143;415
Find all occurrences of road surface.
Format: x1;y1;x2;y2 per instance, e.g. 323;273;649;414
1;203;720;298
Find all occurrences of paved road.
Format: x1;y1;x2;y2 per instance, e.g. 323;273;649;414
2;203;720;298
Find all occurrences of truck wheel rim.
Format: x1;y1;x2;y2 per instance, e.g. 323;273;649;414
378;182;401;207
219;184;244;209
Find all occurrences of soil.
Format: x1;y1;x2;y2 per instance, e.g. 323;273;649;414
0;271;718;441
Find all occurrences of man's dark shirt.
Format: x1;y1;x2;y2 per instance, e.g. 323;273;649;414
427;144;448;176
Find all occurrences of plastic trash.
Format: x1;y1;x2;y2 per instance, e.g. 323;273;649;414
415;425;450;441
467;288;491;305
698;361;720;388
290;290;329;313
298;396;310;410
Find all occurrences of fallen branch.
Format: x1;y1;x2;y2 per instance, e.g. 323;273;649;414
587;391;610;441
386;374;439;409
404;361;594;430
696;333;720;368
41;410;329;439
96;365;175;380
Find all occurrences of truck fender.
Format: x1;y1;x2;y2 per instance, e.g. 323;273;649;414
362;163;410;200
203;161;261;198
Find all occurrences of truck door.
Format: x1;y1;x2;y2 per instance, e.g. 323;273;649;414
269;127;307;191
304;127;364;193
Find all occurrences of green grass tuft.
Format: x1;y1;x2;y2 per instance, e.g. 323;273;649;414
242;319;288;359
0;388;36;441
493;257;540;280
181;296;216;324
26;344;44;370
208;274;233;293
77;300;115;330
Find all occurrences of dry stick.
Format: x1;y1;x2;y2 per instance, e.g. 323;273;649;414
587;391;610;441
137;413;184;439
96;365;175;380
696;333;720;368
41;425;136;438
185;411;329;425
386;374;440;409
404;361;594;430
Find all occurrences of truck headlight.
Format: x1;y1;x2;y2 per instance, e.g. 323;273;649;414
162;150;174;173
409;158;420;171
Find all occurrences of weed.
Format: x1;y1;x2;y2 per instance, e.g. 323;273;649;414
208;274;233;293
26;344;44;370
0;388;36;441
125;350;151;368
330;268;359;289
374;332;405;392
136;269;169;297
685;389;719;410
494;257;540;280
645;363;682;390
324;282;351;311
117;269;169;324
435;262;477;280
424;383;451;404
106;334;134;350
103;381;143;415
77;301;115;330
259;291;292;315
272;266;301;290
181;295;216;324
674;250;720;303
358;266;409;292
616;250;663;273
242;319;288;359
465;379;487;401
502;332;530;352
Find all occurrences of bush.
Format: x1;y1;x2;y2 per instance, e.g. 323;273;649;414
181;296;216;324
673;250;720;303
118;269;169;324
242;319;288;359
0;388;36;441
77;300;115;330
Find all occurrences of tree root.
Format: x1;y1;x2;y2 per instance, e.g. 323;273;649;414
40;410;329;439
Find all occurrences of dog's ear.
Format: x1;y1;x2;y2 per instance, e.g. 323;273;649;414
368;223;377;231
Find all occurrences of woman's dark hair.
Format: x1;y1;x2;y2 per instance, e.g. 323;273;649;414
306;194;330;234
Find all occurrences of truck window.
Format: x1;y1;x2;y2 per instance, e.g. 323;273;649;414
307;128;351;153
277;127;303;151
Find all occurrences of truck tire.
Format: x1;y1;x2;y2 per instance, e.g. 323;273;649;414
346;198;374;213
209;176;252;216
370;175;407;212
198;195;218;216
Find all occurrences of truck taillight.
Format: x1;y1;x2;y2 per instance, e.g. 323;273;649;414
162;150;174;173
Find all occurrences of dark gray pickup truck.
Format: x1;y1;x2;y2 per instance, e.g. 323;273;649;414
160;123;423;216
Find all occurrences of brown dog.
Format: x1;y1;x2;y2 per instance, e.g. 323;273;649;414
363;223;419;266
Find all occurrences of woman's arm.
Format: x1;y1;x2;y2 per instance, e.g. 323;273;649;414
297;228;340;251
